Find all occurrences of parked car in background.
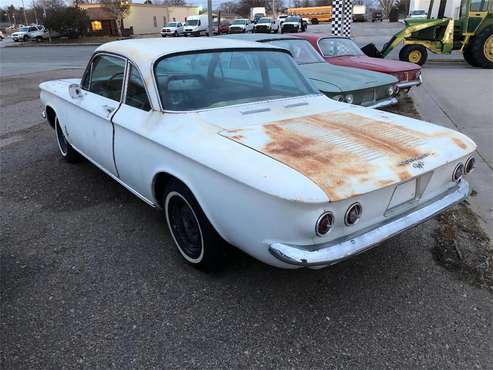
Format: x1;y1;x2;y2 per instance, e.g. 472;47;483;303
229;19;254;33
254;17;279;33
371;9;383;22
11;25;49;42
281;16;306;33
278;15;288;25
39;38;476;271
223;34;399;108
161;21;184;37
298;34;422;91
184;15;209;36
213;20;231;34
408;9;428;19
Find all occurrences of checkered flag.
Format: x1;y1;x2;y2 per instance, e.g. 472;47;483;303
332;0;352;37
332;0;343;36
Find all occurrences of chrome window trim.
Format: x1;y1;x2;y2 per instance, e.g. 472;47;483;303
81;51;128;103
122;61;153;112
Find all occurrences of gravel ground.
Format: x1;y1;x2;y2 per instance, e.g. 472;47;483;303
1;70;492;370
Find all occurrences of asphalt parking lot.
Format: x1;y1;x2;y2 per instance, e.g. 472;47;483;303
1;23;492;369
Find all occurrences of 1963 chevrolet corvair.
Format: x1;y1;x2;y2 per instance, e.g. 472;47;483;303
39;38;477;271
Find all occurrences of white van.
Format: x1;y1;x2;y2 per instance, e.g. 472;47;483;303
184;15;209;36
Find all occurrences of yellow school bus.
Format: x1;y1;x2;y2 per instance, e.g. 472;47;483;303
287;6;332;23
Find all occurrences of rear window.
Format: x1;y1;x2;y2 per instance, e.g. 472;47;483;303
154;50;317;111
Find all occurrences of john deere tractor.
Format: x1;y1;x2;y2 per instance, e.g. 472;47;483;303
363;0;493;68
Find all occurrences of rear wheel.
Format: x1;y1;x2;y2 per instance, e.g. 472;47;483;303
469;26;493;69
163;180;226;271
55;117;79;162
463;44;479;67
399;44;428;65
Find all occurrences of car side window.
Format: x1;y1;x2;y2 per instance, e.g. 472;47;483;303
125;65;151;111
88;55;126;101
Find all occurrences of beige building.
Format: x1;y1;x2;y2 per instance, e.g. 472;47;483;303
81;3;199;36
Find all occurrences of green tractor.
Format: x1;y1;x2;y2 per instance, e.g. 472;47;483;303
362;0;493;68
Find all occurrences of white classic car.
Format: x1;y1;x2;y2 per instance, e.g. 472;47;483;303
39;38;476;271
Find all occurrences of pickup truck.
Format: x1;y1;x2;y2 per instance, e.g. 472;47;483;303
11;25;49;42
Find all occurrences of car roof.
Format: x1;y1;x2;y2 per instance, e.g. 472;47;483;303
220;33;301;43
96;37;278;66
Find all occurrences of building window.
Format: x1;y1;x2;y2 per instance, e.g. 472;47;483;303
91;21;103;31
153;16;157;27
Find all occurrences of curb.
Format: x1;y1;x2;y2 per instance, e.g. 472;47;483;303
5;42;103;48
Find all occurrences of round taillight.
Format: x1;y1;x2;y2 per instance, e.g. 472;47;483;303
345;203;362;226
465;156;475;174
452;163;464;182
316;212;334;236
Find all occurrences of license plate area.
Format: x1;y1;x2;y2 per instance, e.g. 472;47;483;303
387;179;417;210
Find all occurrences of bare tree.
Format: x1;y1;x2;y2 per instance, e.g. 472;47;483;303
379;0;397;17
98;0;129;36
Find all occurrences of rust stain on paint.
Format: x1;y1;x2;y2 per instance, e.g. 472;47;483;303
452;137;467;150
260;112;429;201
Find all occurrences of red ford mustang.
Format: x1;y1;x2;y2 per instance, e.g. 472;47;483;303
295;33;422;91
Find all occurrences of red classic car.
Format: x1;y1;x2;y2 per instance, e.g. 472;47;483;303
295;33;422;91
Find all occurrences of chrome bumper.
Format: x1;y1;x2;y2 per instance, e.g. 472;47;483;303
397;75;423;89
366;97;398;109
269;180;470;267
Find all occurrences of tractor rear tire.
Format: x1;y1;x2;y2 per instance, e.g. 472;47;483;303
463;45;479;67
399;44;428;65
469;26;493;69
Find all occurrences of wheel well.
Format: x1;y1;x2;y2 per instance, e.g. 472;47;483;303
153;172;179;207
46;106;56;129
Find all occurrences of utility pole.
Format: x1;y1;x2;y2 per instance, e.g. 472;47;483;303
32;0;38;24
207;0;213;36
21;0;28;25
272;0;276;18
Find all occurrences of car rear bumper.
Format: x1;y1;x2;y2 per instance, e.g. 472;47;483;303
269;180;469;267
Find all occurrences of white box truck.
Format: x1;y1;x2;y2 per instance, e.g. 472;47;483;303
184;14;209;36
250;7;266;23
352;5;367;22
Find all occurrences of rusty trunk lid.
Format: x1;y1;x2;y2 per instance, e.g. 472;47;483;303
218;110;476;202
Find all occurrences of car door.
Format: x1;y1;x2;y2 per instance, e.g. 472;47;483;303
112;62;157;197
68;53;126;176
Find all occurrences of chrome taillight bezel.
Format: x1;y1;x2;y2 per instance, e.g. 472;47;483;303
344;203;362;226
315;211;334;236
452;162;464;182
465;156;475;174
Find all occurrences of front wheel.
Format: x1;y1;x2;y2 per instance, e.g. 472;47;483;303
23;35;28;42
399;44;428;65
163;180;226;271
55;117;79;162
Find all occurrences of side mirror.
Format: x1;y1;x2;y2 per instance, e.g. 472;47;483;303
69;83;82;99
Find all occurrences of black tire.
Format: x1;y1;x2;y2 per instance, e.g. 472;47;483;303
163;180;226;271
174;31;178;37
35;36;42;42
468;26;493;69
23;35;28;42
55;116;79;162
399;44;428;65
463;44;479;67
161;34;166;37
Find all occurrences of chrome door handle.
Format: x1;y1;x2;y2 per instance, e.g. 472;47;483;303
103;105;116;114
